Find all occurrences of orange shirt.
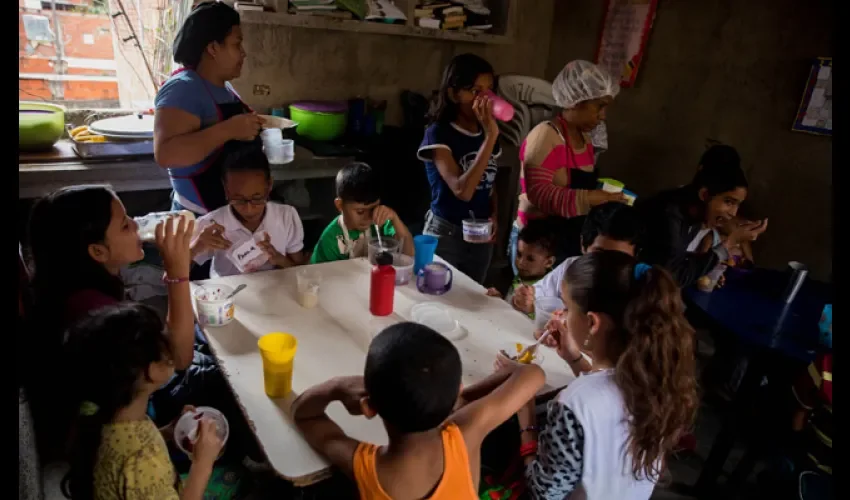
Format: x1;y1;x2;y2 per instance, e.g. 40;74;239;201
352;423;477;500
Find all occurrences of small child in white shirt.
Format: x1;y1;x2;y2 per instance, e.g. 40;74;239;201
190;148;306;278
486;219;556;317
511;202;640;316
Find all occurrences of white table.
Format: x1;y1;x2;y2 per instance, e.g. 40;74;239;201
192;257;575;485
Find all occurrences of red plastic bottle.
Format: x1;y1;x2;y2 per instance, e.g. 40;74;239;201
370;252;396;316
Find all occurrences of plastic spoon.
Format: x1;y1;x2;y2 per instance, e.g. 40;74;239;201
226;284;247;300
374;224;384;247
469;210;476;222
517;330;552;361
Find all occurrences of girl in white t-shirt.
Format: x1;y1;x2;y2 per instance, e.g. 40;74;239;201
504;251;699;500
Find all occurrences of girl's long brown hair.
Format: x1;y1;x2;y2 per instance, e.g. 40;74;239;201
565;251;699;481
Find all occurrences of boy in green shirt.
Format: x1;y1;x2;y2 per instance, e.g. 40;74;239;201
310;162;414;264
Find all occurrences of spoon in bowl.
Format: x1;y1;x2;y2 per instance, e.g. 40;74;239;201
226;284;247;300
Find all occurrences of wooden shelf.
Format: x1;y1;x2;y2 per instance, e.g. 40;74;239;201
239;7;512;45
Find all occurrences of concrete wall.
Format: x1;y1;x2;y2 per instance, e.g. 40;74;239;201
547;0;833;280
231;0;555;126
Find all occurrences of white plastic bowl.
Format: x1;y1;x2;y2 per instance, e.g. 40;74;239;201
194;284;236;327
504;342;545;365
410;303;467;341
174;406;229;460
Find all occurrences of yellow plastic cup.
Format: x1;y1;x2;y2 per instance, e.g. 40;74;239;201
257;333;298;398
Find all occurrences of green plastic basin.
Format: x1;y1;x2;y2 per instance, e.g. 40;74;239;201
289;105;347;142
20;101;66;152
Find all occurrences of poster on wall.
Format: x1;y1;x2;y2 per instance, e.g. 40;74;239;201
792;57;832;137
594;0;658;88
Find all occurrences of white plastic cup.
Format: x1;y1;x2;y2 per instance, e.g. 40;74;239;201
368;237;401;264
281;139;294;162
261;128;282;144
534;296;563;331
462;219;492;243
135;210;196;243
194;284;236;326
392;253;415;286
264;144;285;164
296;268;321;309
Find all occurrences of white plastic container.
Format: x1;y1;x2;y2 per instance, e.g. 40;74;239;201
194;284;236;326
135;210;195;243
174;406;229;460
462;219;492;243
392;253;414;286
367;237;401;264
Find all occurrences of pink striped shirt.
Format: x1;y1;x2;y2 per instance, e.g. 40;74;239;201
518;120;595;226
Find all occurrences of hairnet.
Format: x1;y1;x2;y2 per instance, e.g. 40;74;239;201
173;1;240;69
552;60;620;109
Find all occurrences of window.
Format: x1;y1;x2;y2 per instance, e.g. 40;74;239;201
19;0;194;110
22;14;53;42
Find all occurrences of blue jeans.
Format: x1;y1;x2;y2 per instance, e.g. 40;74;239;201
508;223;520;276
423;211;494;285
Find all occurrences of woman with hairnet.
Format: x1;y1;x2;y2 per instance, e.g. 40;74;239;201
509;60;624;271
154;1;264;216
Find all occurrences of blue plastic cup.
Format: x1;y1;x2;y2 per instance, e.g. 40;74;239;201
413;235;438;274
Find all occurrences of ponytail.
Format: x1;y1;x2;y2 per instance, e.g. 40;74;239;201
565;251;699;481
62;404;116;500
618;264;698;480
59;303;172;499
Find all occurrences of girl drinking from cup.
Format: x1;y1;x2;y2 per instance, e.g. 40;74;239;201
418;53;501;284
25;185;254;463
501;251;699;499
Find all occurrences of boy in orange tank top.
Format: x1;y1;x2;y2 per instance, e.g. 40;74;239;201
293;322;545;499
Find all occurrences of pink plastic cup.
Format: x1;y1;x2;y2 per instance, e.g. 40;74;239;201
483;90;515;122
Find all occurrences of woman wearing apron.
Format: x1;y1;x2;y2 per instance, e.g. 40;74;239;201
154;1;264;216
509;61;624;273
